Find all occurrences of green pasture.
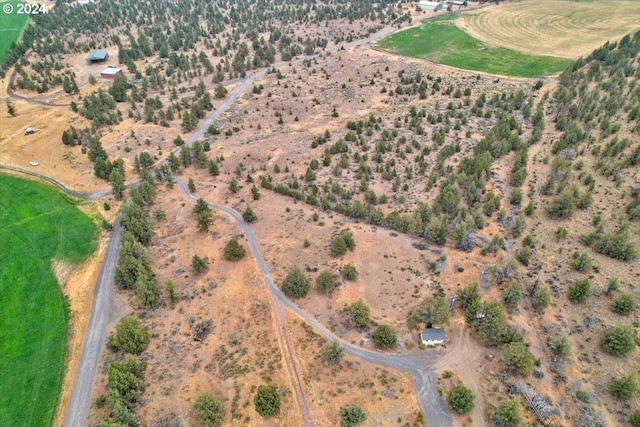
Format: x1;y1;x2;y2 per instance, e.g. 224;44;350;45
0;0;29;65
0;175;97;427
375;16;571;78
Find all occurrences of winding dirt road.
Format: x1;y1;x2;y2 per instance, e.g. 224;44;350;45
175;178;452;426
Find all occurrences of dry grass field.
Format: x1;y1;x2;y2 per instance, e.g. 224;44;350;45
456;0;640;58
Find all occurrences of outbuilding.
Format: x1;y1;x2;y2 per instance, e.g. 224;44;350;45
100;67;123;79
417;1;443;11
87;49;108;64
447;0;467;6
420;328;446;346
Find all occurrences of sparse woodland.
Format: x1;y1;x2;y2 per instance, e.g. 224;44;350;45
16;1;638;425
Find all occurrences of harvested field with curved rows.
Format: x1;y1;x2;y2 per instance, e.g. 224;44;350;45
456;0;640;59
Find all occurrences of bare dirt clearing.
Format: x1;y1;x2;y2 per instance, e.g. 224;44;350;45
456;0;640;58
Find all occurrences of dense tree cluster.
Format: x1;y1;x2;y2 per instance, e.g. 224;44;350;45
406;296;449;329
113;175;160;308
104;354;146;426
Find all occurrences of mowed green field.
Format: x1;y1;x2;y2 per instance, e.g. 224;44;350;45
375;16;570;78
0;0;29;65
0;175;97;427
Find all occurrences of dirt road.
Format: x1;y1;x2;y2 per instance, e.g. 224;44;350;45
175;178;452;427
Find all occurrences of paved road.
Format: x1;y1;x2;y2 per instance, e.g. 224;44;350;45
62;219;121;427
175;179;452;427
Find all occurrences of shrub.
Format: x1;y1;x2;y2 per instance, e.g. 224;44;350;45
447;386;474;414
344;300;370;329
524;201;535;216
330;235;348;257
330;230;355;257
546;188;577;219
426;218;447;245
601;325;636;356
570;252;592;272
531;284;550;312
629;409;640;427
555;226;568;241
107;316;150;355
491;397;522;427
223;238;246;261
193;392;225;426
501;342;532;376
509;189;522;205
281;266;310;298
548;335;570;357
372;325;397;349
242;206;258;223
340;264;358;281
501;282;521;311
611;293;636;315
165;280;179;306
568;279;590;304
608;374;637;401
455;283;480;311
320;340;344;365
316;270;336;294
192;254;208;273
575;390;590;403
516;247;531;266
339;405;366;427
593;226;637;261
254;385;280;417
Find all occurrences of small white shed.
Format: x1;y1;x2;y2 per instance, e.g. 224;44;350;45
420;328;446;346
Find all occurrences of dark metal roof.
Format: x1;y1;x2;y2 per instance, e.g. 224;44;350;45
87;49;108;61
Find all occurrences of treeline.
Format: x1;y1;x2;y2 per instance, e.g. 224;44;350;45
543;30;639;260
113;172;160;308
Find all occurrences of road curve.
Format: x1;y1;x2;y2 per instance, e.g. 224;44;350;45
0;164;112;199
175;178;452;427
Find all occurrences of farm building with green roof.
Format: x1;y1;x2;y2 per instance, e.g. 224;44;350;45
86;49;108;64
418;1;443;11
